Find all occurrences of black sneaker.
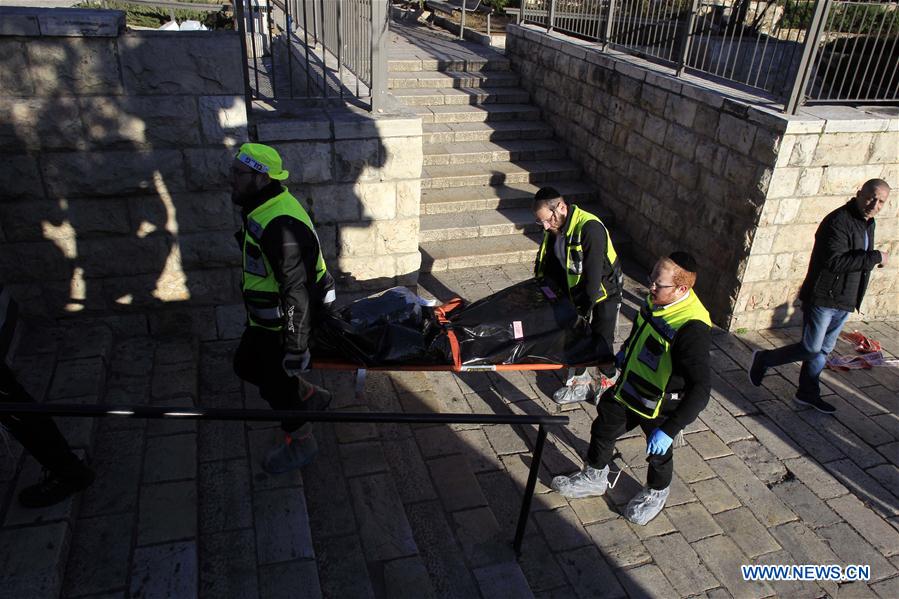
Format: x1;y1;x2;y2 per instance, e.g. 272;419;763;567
19;464;95;508
748;350;767;387
793;394;836;414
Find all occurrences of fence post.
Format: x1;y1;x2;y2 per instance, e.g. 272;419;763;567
784;0;832;114
602;0;616;45
460;2;467;39
234;0;255;138
513;425;548;555
675;0;701;76
548;0;556;31
370;0;388;112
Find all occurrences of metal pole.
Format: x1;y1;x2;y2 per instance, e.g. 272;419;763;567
247;0;262;96
460;1;467;39
303;0;311;96
784;0;832;114
513;425;549;555
336;0;343;101
603;0;615;45
676;0;701;76
320;0;328;100
370;0;388;112
233;0;255;132
548;0;556;31
286;0;294;97
266;0;276;96
0;403;569;427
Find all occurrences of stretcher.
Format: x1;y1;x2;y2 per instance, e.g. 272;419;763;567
310;279;614;377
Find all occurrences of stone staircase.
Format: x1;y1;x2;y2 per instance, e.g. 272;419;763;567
389;55;613;273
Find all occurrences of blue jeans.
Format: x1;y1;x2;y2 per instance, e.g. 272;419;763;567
760;305;850;400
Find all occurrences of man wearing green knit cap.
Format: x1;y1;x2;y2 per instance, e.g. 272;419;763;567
230;142;336;474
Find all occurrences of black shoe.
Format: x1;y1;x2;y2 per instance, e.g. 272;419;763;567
793;394;836;414
19;464;95;508
748;350;767;387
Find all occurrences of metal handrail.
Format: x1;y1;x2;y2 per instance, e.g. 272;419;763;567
234;0;387;111
0;402;568;555
520;0;899;112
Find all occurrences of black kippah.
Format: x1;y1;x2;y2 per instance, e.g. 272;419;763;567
669;251;697;273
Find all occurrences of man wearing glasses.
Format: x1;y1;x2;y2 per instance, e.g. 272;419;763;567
748;178;891;414
552;252;712;526
532;187;623;404
230;143;335;474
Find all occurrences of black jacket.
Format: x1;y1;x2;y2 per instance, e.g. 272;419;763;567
798;200;882;312
238;182;335;353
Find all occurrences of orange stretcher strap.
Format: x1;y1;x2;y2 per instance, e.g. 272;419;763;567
434;297;464;371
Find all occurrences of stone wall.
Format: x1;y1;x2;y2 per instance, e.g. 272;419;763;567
0;9;249;336
254;110;423;290
506;24;898;330
738;117;898;330
0;7;423;335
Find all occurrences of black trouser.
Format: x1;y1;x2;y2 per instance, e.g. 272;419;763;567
233;327;315;433
0;364;82;476
572;297;620;379
586;390;673;490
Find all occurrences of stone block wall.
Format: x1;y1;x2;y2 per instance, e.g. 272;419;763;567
506;24;898;330
255;109;423;290
738;118;898;330
0;7;423;333
0;9;248;333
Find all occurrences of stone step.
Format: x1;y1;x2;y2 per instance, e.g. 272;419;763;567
422;139;566;166
420;232;542;272
420;200;617;243
393;86;530;107
388;70;520;90
422;160;581;189
423;121;554;144
414;103;541;125
421;180;598;215
388;57;510;72
420;208;539;242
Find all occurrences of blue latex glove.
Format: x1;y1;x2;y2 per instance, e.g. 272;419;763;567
646;428;673;455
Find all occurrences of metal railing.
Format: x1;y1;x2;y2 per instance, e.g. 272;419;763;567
520;0;899;112
233;0;388;111
0;401;568;555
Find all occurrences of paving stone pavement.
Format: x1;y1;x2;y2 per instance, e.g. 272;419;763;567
1;260;898;598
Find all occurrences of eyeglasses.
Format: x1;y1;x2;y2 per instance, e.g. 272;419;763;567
647;277;676;290
534;203;561;226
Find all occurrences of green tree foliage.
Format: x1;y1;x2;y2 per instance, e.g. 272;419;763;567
779;0;896;35
75;0;233;29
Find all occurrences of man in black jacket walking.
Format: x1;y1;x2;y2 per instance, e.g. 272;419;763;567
748;179;890;413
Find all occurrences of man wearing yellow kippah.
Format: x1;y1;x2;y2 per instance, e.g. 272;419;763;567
229;143;337;474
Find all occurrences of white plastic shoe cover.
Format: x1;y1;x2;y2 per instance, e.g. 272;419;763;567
551;465;610;498
551;371;595;404
625;486;670;525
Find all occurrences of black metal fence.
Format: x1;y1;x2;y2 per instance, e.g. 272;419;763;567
520;0;899;112
233;0;388;111
0;401;568;555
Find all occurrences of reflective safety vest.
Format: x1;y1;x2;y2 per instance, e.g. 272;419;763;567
614;291;711;419
240;189;332;331
535;204;620;305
